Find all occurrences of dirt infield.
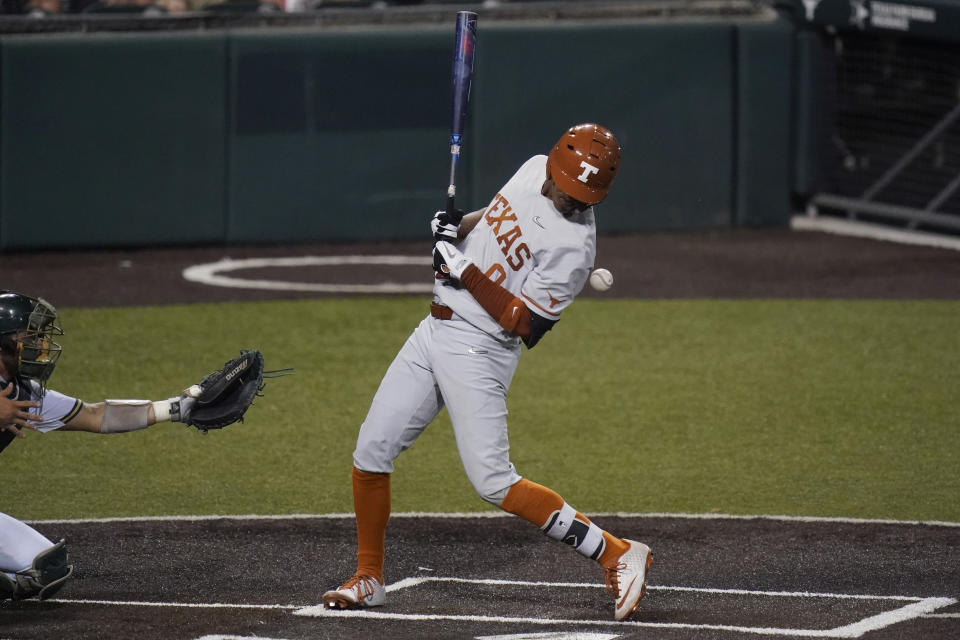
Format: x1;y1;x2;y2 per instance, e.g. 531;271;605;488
1;514;958;640
2;228;959;639
3;229;960;307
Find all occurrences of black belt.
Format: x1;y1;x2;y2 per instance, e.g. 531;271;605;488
430;303;453;320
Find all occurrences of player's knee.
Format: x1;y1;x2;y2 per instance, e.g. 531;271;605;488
475;483;512;507
465;464;520;507
352;435;398;475
352;450;395;475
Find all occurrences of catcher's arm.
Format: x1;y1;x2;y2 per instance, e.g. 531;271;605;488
62;349;272;434
62;395;200;433
62;401;158;433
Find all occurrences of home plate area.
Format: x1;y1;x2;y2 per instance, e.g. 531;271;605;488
293;574;955;637
4;513;957;640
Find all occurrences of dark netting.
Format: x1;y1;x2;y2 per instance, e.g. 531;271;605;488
821;31;960;225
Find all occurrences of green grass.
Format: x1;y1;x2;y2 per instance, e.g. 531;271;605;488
7;298;960;522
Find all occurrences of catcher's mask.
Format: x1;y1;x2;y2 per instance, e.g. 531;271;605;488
545;123;621;206
0;291;63;389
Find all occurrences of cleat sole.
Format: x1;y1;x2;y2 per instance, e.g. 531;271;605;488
628;550;654;617
322;593;356;610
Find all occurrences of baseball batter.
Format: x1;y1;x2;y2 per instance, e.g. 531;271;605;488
323;124;653;621
0;290;219;602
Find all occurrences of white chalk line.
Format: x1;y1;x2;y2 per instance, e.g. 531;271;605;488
791;215;960;252
48;578;957;639
181;255;434;294
194;636;291;640
194;636;292;640
52;598;301;610
828;598;957;637
294;585;956;639
25;510;960;528
476;633;618;640
384;576;934;602
190;634;622;640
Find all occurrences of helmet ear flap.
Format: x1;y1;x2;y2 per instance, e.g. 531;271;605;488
0;333;22;382
0;333;18;362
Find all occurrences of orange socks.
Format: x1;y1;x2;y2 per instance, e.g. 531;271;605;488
597;530;631;568
501;478;629;567
350;471;629;582
500;477;562;523
352;466;391;583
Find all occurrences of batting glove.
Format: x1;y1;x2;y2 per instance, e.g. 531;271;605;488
433;240;474;281
431;209;464;242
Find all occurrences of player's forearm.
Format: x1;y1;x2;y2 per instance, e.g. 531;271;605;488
434;241;556;348
458;210;485;239
63;400;168;433
460;265;531;337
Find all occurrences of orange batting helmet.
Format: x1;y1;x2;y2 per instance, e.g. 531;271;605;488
545;123;621;205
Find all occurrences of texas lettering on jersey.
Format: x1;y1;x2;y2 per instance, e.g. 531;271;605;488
432;154;596;342
482;193;531;284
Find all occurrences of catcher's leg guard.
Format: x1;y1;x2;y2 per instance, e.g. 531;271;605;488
13;539;73;601
0;572;16;601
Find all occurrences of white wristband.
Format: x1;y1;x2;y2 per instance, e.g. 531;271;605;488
152;400;171;423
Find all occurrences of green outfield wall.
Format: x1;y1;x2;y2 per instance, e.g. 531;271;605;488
0;14;796;250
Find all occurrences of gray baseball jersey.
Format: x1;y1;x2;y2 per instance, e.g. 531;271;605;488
353;154;597;501
433;155;596;341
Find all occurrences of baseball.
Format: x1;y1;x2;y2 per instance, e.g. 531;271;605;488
589;268;613;292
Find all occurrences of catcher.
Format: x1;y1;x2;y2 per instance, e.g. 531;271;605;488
0;289;265;602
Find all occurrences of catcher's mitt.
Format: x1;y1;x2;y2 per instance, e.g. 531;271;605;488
182;349;265;432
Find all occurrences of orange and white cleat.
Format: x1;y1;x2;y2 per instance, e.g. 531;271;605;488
321;573;386;610
605;539;653;621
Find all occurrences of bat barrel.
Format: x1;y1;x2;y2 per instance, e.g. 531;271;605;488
450;11;477;145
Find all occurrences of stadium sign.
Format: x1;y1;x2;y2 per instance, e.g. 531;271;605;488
792;0;960;42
